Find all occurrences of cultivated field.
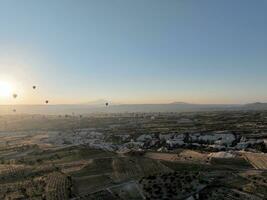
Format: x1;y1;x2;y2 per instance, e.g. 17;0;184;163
144;150;209;164
242;152;267;170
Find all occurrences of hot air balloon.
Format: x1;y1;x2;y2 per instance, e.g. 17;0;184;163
32;86;36;89
13;94;18;99
45;100;49;104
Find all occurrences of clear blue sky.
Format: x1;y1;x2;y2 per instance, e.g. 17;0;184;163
0;0;267;104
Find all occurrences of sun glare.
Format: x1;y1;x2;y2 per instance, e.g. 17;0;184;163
0;81;13;98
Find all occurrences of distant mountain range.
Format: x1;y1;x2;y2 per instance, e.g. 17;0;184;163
242;102;267;110
0;102;267;115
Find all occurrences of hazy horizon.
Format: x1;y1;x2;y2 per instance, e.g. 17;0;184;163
1;0;267;105
0;100;265;106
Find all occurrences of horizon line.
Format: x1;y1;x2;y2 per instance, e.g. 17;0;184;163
0;102;263;106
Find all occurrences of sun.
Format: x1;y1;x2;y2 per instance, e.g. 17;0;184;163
0;81;13;98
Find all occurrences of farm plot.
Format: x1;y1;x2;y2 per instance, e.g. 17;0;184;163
112;157;172;182
144;152;179;162
242;152;267;169
0;164;33;182
45;172;72;200
58;160;92;173
0;177;46;199
144;150;209;164
71;158;113;177
209;157;252;170
72;174;113;195
178;150;209;163
74;189;117;200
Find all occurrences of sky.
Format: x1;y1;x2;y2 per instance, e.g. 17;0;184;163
0;0;267;105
